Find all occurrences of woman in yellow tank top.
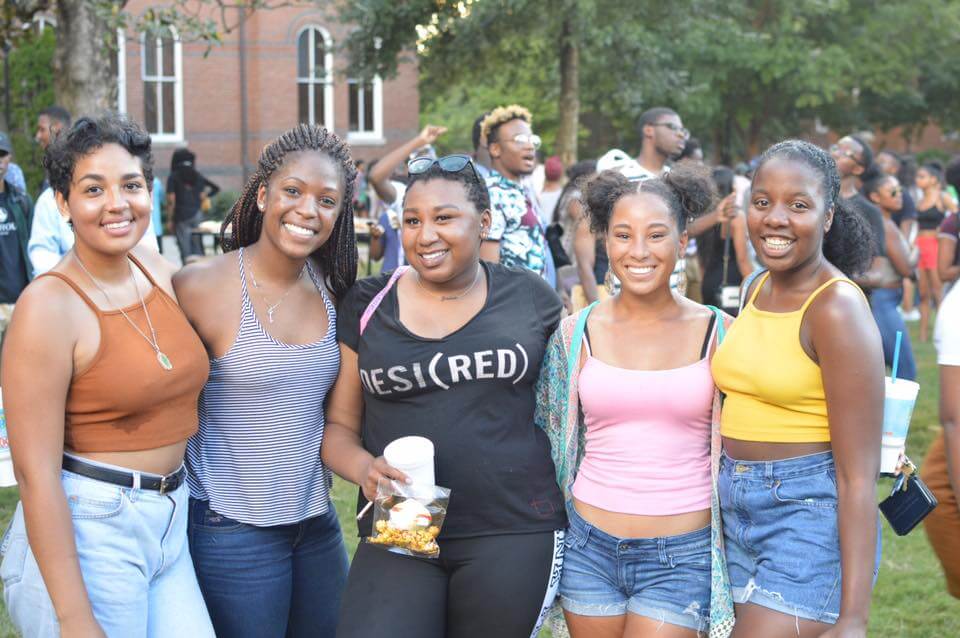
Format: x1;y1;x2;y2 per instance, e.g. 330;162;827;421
711;140;884;638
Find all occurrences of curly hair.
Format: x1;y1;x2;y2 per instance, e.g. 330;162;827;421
754;139;874;276
584;160;716;235
480;104;532;145
221;123;357;300
403;161;490;213
44;113;153;199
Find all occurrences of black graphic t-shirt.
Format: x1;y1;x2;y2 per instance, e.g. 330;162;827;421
338;262;566;539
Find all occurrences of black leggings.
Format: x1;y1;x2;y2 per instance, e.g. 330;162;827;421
336;530;563;638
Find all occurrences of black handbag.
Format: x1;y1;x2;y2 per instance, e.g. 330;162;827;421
545;222;572;268
879;458;938;536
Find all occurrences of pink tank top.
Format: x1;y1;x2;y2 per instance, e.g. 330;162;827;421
571;317;716;516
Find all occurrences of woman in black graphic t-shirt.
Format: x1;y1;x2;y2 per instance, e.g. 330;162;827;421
324;155;566;638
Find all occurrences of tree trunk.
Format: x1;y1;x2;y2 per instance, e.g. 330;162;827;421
53;0;121;118
556;7;579;166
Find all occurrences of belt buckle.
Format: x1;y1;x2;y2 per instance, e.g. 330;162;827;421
159;475;171;494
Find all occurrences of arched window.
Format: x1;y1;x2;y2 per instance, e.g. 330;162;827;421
297;26;334;128
141;27;183;141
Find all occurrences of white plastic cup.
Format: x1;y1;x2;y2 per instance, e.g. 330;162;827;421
880;377;920;474
0;388;15;487
383;436;435;486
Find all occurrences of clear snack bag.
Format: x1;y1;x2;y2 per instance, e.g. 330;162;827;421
367;478;451;558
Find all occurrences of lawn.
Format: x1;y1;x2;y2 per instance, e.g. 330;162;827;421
0;323;956;636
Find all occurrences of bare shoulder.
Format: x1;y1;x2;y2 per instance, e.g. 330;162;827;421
131;245;178;283
173;253;235;294
172;253;238;319
805;279;876;352
9;276;85;344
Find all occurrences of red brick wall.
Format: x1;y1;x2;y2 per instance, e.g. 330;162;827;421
122;2;420;193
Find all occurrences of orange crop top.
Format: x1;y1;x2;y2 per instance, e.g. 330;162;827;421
41;255;209;452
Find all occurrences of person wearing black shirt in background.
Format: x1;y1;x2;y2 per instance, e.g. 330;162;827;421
166;148;220;263
326;156;565;638
0;132;34;362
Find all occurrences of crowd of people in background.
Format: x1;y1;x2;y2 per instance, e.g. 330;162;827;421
0;99;957;638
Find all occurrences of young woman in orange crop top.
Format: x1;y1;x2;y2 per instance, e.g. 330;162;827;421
0;115;214;637
711;140;885;638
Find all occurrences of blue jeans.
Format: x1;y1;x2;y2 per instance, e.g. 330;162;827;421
1;467;214;638
719;451;882;624
871;287;917;381
188;498;349;638
558;501;710;632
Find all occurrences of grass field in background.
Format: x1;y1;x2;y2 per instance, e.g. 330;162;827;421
0;323;956;636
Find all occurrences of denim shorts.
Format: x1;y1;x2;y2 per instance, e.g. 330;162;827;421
1;462;215;638
718;450;882;624
558;501;710;632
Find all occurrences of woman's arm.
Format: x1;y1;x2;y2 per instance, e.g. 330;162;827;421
369;125;447;204
1;284;106;636
941;365;960;501
322;344;407;501
808;285;884;637
572;206;599;303
202;176;220;199
938;236;959;283
730;213;753;278
885;219;916;277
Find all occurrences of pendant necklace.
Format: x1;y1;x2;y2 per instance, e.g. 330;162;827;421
75;255;173;371
416;263;483;301
248;255;306;324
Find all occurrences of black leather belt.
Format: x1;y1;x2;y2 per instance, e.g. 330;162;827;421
62;455;186;494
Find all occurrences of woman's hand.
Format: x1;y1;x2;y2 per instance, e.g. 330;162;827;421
819;617;867;638
60;614;107;638
361;456;409;502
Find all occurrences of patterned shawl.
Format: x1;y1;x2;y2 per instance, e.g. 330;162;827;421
534;303;736;638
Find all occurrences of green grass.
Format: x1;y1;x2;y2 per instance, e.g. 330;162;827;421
0;324;956;636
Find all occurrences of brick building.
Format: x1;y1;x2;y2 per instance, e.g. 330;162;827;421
119;2;420;192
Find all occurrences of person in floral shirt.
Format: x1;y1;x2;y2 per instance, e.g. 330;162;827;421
479;105;548;276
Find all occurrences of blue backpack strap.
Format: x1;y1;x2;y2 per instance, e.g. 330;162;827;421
739;268;767;312
704;304;726;344
567;301;599;381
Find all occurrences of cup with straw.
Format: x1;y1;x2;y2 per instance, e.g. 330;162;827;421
880;331;920;474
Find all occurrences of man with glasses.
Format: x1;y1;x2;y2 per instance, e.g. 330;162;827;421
637;107;688;178
479;104;552;282
831;135;888;264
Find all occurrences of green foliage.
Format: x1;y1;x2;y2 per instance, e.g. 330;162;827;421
341;0;960;162
6;27;55;196
207;190;240;222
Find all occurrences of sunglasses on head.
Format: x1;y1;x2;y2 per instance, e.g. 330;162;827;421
407;154;481;182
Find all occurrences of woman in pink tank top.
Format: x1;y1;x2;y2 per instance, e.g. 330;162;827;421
537;161;735;637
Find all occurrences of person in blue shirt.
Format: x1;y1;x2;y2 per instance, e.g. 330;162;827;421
152;176;165;253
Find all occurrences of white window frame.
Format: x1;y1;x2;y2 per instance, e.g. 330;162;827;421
296;25;334;129
117;29;127;114
140;27;184;143
346;75;384;144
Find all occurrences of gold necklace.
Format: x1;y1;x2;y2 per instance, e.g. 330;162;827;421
415;264;483;301
75;254;173;371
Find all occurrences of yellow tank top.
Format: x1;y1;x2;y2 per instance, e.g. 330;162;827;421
712;272;866;443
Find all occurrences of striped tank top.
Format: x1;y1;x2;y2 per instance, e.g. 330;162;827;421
186;247;339;526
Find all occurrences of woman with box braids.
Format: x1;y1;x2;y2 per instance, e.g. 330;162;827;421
222;122;358;299
174;123;358;637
